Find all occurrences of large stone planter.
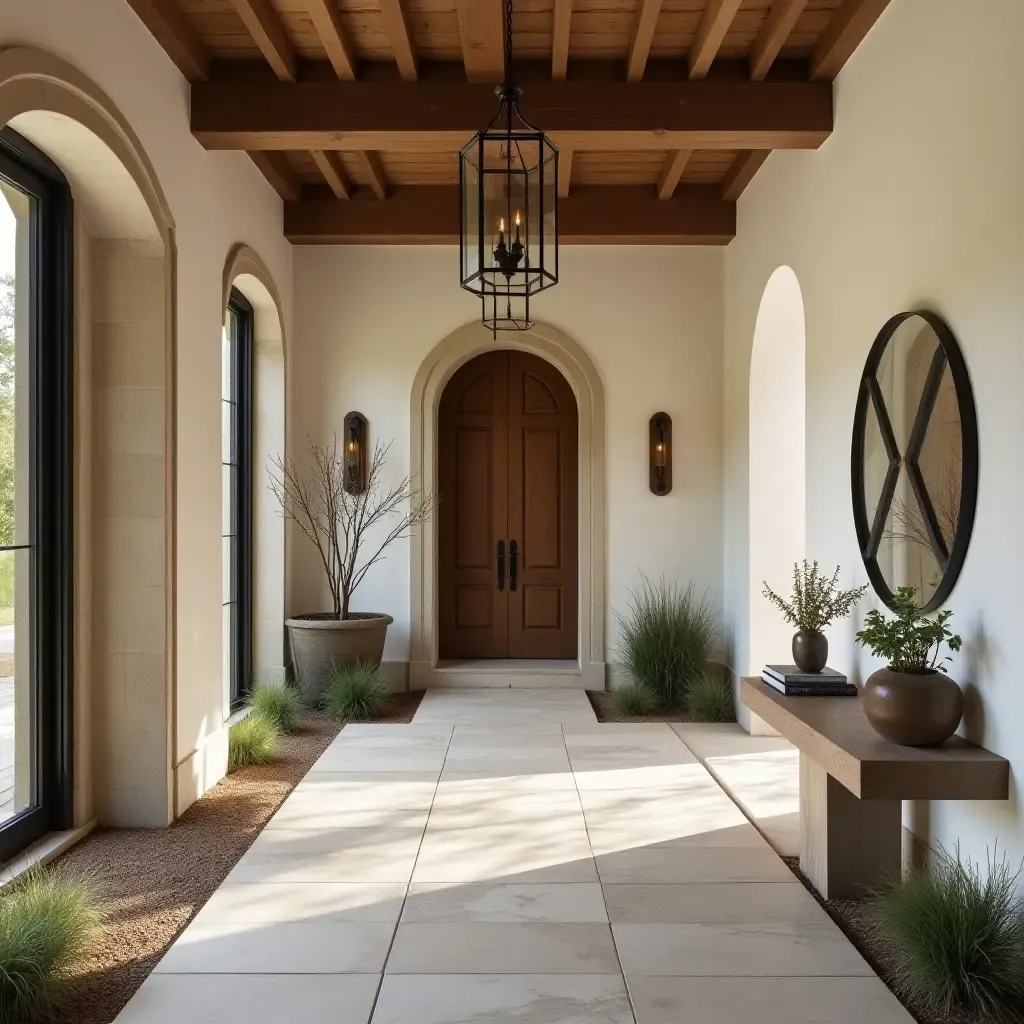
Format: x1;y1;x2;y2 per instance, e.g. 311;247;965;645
286;613;393;702
861;667;963;747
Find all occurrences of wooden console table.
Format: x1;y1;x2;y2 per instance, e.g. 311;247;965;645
741;677;1009;899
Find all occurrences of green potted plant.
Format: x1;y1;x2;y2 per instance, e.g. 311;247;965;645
855;585;963;746
762;561;867;673
269;435;433;701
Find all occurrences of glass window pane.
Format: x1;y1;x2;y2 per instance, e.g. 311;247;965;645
222;535;233;603
0;547;33;824
222;321;234;401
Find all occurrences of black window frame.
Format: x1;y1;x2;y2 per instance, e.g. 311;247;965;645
224;287;253;709
0;128;74;863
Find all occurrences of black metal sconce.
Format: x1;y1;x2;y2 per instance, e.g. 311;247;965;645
343;411;367;494
649;413;672;495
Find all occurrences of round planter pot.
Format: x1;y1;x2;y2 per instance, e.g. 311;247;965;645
286;613;394;703
861;667;963;747
792;630;828;673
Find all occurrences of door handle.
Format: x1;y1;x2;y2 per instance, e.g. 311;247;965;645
509;539;518;592
496;540;506;592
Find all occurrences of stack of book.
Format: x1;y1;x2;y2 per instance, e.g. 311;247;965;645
761;665;857;696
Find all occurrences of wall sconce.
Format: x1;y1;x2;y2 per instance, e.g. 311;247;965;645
649;413;672;496
343;411;367;494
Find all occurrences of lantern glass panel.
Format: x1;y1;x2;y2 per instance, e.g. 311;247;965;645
541;140;557;286
461;141;481;285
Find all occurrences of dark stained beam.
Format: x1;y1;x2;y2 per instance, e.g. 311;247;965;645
811;0;891;80
657;149;692;199
552;0;572;82
353;151;389;199
689;0;743;80
456;0;506;82
626;0;663;83
558;149;573;198
192;78;833;152
750;0;808;81
311;149;352;198
230;0;296;82
248;150;301;201
378;0;419;82
721;149;769;200
126;0;209;82
284;185;735;244
307;0;357;80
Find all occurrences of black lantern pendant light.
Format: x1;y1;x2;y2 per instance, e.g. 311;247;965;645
459;0;558;336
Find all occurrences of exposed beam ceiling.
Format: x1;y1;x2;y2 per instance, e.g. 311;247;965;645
552;0;573;82
306;0;357;81
558;150;573;198
689;0;743;80
456;0;506;82
230;0;296;82
285;186;735;245
720;149;770;201
248;150;301;201
353;151;389;200
191;78;833;152
378;0;419;82
750;0;809;81
626;0;663;83
812;0;891;80
126;0;209;81
657;149;692;200
310;149;352;199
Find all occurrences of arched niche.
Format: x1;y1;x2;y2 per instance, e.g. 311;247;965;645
0;48;176;830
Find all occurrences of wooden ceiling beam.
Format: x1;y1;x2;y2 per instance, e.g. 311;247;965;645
721;149;770;201
307;0;358;81
456;0;506;83
284;185;735;245
192;78;833;151
750;0;808;81
689;0;744;80
126;0;210;82
310;149;352;199
552;0;572;82
657;149;692;200
558;149;573;199
230;0;296;82
811;0;891;80
378;0;419;82
354;151;389;199
626;0;663;83
248;150;301;201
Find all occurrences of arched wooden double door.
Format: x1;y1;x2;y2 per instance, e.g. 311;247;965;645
438;350;578;660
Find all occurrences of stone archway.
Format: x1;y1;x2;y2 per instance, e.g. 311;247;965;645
409;321;606;690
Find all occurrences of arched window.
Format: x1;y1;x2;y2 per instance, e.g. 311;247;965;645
0;127;72;860
223;288;253;708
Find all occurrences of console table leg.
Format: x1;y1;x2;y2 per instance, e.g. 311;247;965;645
799;753;901;900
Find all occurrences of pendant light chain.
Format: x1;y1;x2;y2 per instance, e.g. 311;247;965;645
504;0;514;87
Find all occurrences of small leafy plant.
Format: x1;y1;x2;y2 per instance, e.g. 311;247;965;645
324;663;389;722
868;844;1024;1019
247;682;304;733
687;672;735;723
855;585;962;673
613;682;658;717
762;560;868;633
0;869;102;1020
616;576;720;708
228;712;279;768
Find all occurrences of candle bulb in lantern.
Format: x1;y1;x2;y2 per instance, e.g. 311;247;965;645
498;217;505;246
514;211;521;244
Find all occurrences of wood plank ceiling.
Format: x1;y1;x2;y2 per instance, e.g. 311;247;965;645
127;0;891;243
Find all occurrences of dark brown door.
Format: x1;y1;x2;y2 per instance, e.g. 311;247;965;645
439;350;578;660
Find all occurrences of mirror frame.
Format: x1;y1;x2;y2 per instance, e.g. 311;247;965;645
851;310;979;612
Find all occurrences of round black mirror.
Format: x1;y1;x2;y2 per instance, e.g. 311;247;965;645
851;311;978;612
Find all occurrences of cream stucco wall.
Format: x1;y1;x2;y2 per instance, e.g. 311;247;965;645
291;246;725;672
723;0;1024;862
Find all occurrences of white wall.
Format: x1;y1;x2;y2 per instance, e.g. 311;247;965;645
723;0;1024;863
2;0;294;816
291;246;724;667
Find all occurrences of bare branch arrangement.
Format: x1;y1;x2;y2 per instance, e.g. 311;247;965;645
269;434;434;619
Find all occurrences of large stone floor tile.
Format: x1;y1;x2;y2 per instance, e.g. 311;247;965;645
596;844;795;884
228;827;425;883
614;922;874;976
438;770;580;792
372;974;633;1024
268;796;430;830
194;881;408;925
603;882;823;924
403;882;608;923
572;763;714;790
587;822;768;853
310;749;446;773
115;974;379;1023
628;976;913;1023
387;922;620;973
288;772;440;809
154;919;395;974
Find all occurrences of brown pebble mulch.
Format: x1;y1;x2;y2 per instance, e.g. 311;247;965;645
586;689;696;724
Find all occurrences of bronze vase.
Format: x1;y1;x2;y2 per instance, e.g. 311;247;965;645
792;630;828;673
862;667;963;747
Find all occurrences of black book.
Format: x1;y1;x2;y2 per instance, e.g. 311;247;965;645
764;664;848;685
761;672;857;697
